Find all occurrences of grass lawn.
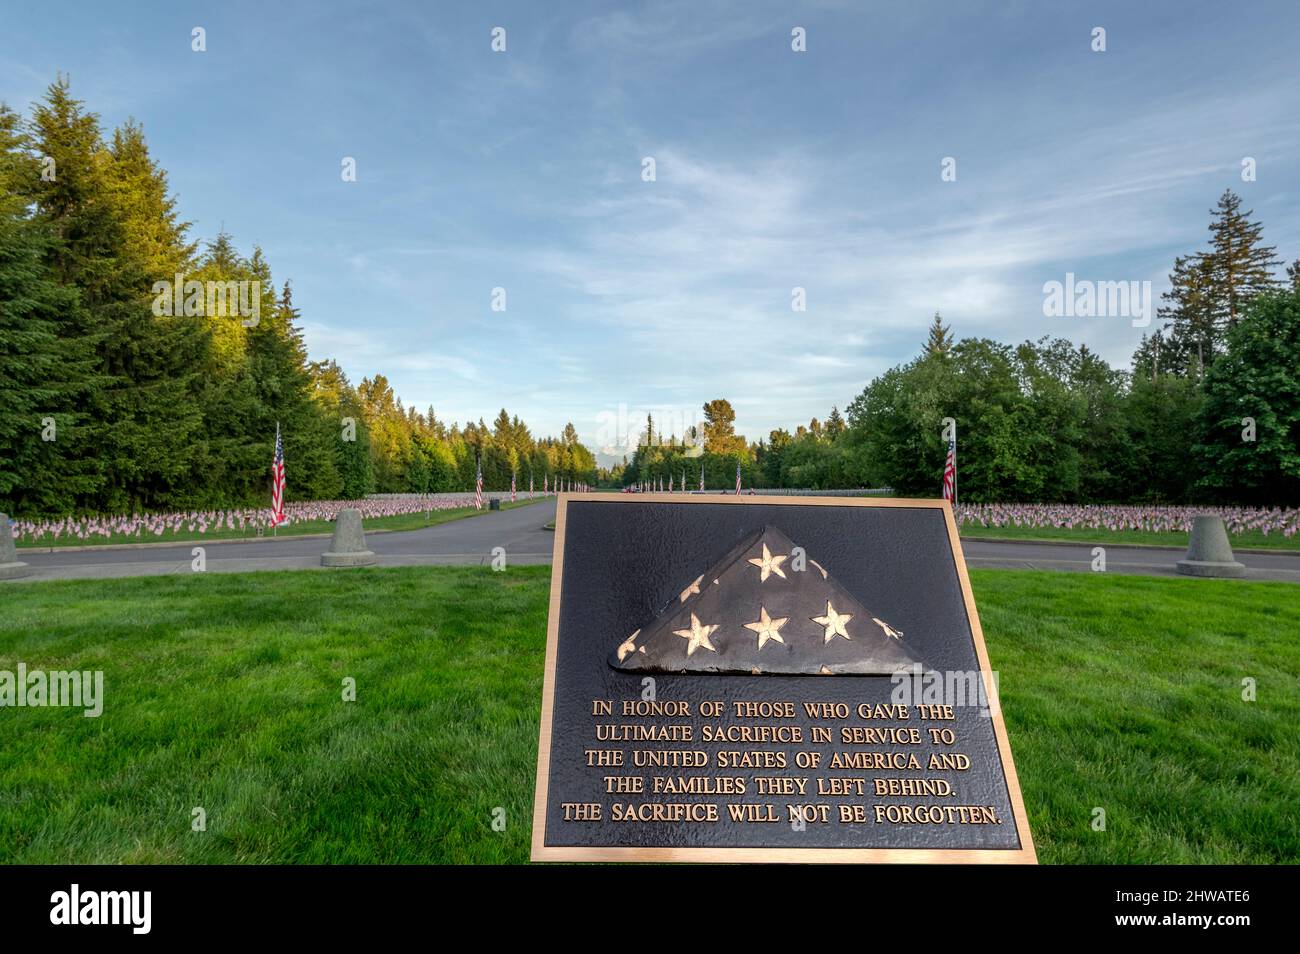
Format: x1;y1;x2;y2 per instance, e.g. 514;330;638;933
959;521;1300;551
1;567;1296;864
16;497;546;550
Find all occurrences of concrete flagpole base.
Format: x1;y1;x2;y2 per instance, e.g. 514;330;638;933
321;508;376;567
0;513;30;580
1175;515;1246;578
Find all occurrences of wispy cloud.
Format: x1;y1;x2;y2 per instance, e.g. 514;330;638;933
12;0;1299;449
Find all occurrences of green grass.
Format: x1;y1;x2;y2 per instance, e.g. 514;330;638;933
0;566;547;863
974;571;1299;864
16;497;546;550
959;521;1300;551
1;567;1296;864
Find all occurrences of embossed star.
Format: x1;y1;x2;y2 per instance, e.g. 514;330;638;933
747;543;788;582
743;606;789;650
673;613;719;656
812;601;852;644
678;575;703;602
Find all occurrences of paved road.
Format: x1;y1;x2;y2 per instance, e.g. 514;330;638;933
9;498;1300;583
11;499;560;581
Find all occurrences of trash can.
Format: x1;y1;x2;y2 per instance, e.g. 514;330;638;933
489;498;501;511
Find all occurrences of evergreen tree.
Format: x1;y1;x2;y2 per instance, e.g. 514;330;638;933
1157;254;1216;376
260;281;340;500
30;76;209;511
190;237;268;504
1199;189;1281;331
4;76;604;515
107;119;195;279
358;374;412;492
825;406;845;439
310;359;373;498
0;103;96;512
923;311;953;357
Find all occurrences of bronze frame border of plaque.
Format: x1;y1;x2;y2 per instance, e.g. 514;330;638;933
531;493;1037;864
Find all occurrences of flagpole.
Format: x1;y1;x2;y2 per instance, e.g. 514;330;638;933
940;417;957;509
272;421;281;537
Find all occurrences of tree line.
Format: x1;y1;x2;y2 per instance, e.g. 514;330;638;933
0;78;595;517
4;78;1294;512
623;191;1299;505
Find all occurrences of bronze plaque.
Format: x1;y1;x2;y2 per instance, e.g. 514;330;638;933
531;494;1035;863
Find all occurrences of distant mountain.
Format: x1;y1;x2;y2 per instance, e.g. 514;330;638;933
594;450;628;471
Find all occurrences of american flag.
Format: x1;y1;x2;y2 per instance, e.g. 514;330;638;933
942;432;957;504
544;474;548;493
270;422;286;525
699;464;704;491
475;455;483;510
511;470;517;503
529;472;533;498
669;473;673;492
735;460;742;495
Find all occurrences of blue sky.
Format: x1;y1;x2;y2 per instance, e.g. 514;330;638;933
5;0;1299;463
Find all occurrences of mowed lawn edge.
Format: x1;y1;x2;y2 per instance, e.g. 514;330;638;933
0;566;1295;864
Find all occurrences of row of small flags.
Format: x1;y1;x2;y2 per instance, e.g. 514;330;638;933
630;446;956;501
271;426;957;520
475;459;586;510
630;463;739;494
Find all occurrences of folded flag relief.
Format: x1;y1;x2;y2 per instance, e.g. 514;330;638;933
610;525;924;676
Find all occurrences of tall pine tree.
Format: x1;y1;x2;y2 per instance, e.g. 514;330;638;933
1157;254;1217;377
0;103;97;513
30;77;209;512
1199;189;1281;331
